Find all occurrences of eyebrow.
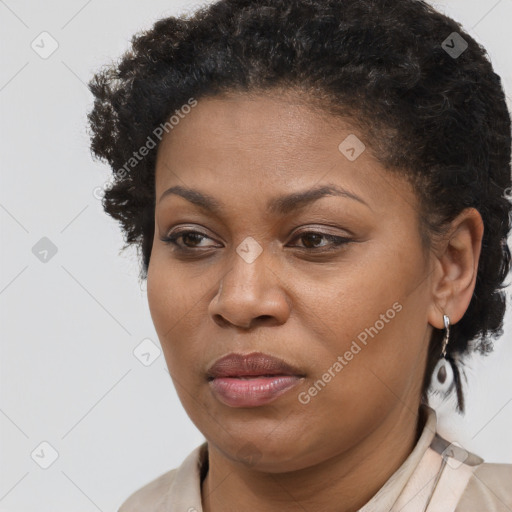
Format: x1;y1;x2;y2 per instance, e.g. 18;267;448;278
158;183;370;215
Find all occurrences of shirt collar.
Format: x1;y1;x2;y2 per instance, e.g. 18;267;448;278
157;403;438;511
359;403;437;511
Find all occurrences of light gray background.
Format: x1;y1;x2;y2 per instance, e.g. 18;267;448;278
1;0;511;510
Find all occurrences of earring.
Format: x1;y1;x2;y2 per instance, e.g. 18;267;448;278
431;314;454;393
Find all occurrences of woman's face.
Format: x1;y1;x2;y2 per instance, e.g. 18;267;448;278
147;91;437;472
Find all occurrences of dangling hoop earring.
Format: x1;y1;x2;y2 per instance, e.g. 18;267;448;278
432;314;455;393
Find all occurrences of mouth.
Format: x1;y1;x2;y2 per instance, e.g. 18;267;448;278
206;352;306;407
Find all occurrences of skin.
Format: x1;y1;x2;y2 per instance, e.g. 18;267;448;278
146;90;484;512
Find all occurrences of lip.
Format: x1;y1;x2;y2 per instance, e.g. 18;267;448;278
207;351;304;379
207;352;305;407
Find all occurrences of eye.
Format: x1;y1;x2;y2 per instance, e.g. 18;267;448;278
289;230;352;252
160;229;219;250
160;227;352;254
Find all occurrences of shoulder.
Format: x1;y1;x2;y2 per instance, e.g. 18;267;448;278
455;462;512;511
117;468;178;511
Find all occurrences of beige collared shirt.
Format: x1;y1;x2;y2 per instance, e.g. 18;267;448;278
118;405;512;511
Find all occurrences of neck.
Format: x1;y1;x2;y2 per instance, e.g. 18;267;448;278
201;404;426;512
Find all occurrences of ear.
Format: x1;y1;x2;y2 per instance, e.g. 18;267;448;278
427;207;484;330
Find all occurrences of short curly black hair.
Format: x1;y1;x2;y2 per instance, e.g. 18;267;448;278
87;0;512;413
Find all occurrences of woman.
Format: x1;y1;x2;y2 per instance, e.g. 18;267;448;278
87;0;512;510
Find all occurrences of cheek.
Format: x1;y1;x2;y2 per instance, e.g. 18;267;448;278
309;259;423;398
146;254;204;368
147;246;204;323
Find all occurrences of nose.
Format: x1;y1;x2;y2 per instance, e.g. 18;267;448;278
208;241;291;330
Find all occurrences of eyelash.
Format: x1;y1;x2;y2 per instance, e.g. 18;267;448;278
159;229;352;254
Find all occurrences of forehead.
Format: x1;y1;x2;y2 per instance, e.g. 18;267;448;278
154;92;417;216
156;91;343;164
